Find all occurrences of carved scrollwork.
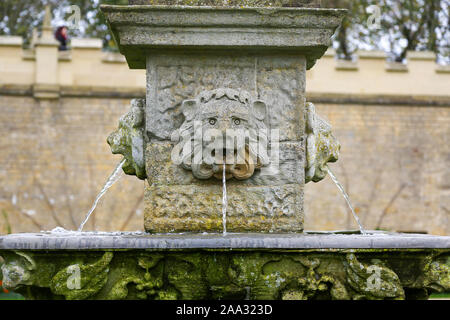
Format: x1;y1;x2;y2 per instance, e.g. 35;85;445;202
423;256;450;293
280;257;349;300
0;251;35;290
50;252;113;300
1;250;446;300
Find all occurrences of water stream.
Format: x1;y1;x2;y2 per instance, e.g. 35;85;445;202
77;158;126;232
326;167;367;235
222;164;227;236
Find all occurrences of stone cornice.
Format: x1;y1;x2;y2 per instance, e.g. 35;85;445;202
307;92;450;107
101;5;346;69
1;84;448;106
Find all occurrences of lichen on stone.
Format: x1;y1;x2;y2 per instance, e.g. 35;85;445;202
423;257;450;293
1;249;448;300
305;102;340;183
345;253;405;300
50;252;113;300
107;98;147;180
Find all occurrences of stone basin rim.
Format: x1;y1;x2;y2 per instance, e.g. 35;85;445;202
0;231;449;250
101;4;348;14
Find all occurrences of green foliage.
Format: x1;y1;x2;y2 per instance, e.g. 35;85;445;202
325;0;449;63
0;0;127;49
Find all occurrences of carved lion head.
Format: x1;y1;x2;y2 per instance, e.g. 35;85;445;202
172;88;270;180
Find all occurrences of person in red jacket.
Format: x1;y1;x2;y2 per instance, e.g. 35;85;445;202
54;26;69;51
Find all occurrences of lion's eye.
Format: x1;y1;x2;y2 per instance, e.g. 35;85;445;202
208;118;217;125
233;118;241;125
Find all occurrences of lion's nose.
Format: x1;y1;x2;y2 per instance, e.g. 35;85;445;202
218;120;229;132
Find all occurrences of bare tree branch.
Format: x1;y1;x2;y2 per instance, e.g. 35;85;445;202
34;176;64;227
376;183;408;230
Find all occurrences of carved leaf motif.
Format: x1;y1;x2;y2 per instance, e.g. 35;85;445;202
105;254;169;300
424;259;450;293
50;252;113;300
290;257;349;300
345;253;404;300
0;252;36;289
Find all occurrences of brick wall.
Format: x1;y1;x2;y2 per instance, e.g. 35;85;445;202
0;96;144;232
304;103;450;235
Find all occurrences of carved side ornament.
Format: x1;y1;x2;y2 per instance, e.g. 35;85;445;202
107;98;147;180
305;102;340;183
0;251;36;290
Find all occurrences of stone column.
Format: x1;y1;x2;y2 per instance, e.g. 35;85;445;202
103;2;345;233
34;5;60;99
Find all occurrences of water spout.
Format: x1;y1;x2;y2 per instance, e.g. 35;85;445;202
326;167;367;235
222;164;227;236
78;158;126;232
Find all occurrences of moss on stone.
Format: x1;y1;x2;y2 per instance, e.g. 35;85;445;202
1;249;448;300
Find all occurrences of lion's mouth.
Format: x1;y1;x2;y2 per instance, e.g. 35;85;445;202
189;146;263;181
211;147;261;180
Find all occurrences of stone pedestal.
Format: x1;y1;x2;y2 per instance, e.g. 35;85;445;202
34;5;60;99
102;4;345;233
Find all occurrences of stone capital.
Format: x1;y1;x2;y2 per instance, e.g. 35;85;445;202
101;5;346;69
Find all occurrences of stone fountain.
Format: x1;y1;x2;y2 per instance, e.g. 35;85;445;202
0;1;449;300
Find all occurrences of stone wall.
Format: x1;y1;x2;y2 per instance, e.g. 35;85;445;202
0;95;145;233
0;35;448;234
305;103;450;235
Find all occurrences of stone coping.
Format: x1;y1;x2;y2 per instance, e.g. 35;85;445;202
129;0;320;6
0;36;22;46
71;38;103;49
101;5;346;69
0;231;449;250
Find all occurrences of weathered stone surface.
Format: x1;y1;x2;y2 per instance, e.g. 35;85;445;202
173;88;272;181
146;141;304;186
1;240;449;300
1;232;449;250
144;184;303;233
101;5;346;69
305;102;340;183
257;56;306;142
101;4;344;234
107;98;147;179
146;54;305;141
143;53;307;233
